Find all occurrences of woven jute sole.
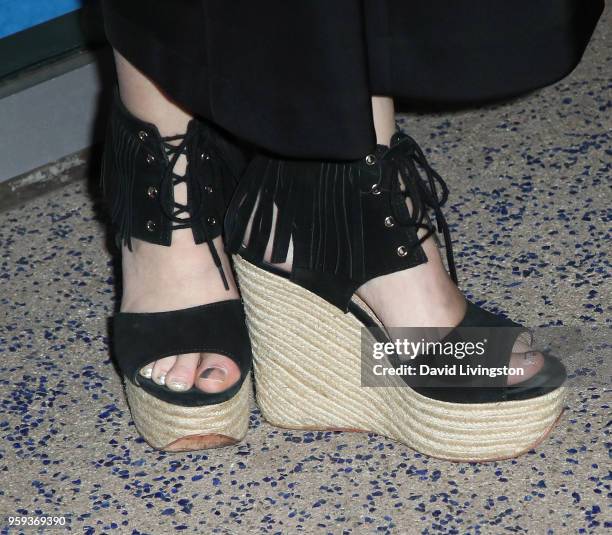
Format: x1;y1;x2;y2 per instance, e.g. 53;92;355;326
233;256;566;462
125;375;251;452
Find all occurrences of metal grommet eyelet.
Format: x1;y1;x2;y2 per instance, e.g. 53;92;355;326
371;184;381;196
384;216;395;228
201;152;211;161
397;245;408;257
138;130;148;141
365;154;377;166
207;217;216;226
204;185;213;194
147;186;158;199
146;220;156;232
145;153;155;164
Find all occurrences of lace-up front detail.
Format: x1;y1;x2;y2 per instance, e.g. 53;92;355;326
159;130;202;229
373;132;457;283
158;129;229;289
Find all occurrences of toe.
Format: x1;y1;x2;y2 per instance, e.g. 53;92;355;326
508;350;544;385
151;356;177;386
195;353;241;394
511;332;533;355
165;353;200;391
140;364;154;379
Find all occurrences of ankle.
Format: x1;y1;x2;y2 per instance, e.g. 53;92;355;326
128;237;229;270
372;95;396;146
121;243;237;313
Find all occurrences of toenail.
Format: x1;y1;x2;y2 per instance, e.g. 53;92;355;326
200;366;227;383
140;366;153;379
167;380;189;391
154;373;166;385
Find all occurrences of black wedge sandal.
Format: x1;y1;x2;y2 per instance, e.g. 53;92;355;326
102;94;252;452
224;132;566;461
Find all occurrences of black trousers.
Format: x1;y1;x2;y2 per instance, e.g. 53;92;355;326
101;0;603;160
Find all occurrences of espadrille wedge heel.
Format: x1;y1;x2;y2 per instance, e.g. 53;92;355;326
102;93;252;451
225;132;566;461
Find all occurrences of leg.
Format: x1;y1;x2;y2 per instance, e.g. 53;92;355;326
370;95;396;146
114;51;240;393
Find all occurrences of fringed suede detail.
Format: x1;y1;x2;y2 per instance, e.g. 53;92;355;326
227;159;376;284
101;91;244;288
306;162;369;281
226;132;458;311
101;107;144;251
226;132;460;311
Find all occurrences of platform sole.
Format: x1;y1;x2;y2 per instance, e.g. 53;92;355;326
234;256;565;462
125;375;251;452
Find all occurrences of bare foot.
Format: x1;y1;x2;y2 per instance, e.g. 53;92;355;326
356;235;545;385
122;233;242;393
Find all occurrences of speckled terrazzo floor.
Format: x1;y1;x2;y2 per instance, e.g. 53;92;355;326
1;13;611;535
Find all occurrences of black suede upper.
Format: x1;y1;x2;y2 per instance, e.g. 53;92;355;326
113;300;252;406
350;300;566;403
101;92;240;249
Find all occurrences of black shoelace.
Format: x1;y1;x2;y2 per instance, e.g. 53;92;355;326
383;133;458;284
159;129;229;290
